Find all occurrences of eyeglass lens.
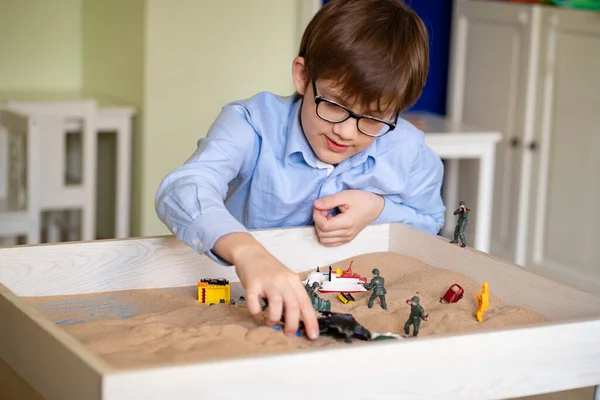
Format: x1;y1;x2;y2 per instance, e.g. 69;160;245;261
317;101;388;136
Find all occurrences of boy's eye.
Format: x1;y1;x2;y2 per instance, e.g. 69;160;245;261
358;118;386;135
316;100;391;136
317;101;350;122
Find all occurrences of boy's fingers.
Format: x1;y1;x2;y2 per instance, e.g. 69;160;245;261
313;208;326;218
314;192;348;211
313;209;330;232
320;238;350;247
313;208;326;223
316;225;351;238
282;289;300;336
266;292;283;325
317;213;352;233
295;289;319;340
320;236;350;244
246;289;263;316
290;281;319;340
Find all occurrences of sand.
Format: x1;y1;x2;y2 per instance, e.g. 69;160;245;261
24;251;550;370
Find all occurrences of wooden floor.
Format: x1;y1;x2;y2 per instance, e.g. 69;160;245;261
0;358;44;400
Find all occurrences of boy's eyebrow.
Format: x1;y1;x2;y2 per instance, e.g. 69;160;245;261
320;87;368;114
319;84;393;120
320;87;347;105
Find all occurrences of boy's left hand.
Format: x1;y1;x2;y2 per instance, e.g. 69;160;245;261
312;190;384;246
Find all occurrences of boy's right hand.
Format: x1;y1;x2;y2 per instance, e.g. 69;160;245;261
212;233;320;340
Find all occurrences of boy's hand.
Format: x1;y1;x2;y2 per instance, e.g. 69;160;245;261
213;233;320;340
312;190;384;246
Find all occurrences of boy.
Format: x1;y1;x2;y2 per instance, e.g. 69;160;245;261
155;0;445;341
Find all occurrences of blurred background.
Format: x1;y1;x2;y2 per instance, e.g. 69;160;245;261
0;0;598;294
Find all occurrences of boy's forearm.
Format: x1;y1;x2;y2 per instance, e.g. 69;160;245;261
212;232;267;266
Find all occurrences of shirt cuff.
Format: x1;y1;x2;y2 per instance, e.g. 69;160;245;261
205;249;233;266
170;209;249;266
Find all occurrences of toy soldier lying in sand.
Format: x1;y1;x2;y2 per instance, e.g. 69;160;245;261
305;281;331;312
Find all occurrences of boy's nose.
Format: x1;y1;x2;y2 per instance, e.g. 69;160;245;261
332;117;358;141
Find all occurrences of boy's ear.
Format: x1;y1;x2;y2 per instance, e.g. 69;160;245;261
292;56;308;95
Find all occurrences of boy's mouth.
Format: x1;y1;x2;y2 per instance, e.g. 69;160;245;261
324;136;348;153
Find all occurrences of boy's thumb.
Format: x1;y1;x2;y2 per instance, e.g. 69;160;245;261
312;208;328;226
314;193;341;210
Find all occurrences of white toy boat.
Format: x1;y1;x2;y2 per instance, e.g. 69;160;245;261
302;265;367;293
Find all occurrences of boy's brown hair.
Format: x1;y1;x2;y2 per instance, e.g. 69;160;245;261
298;0;429;119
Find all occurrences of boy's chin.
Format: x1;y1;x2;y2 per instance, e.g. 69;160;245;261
315;148;353;165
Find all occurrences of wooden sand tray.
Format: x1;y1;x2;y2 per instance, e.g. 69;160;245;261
1;222;600;400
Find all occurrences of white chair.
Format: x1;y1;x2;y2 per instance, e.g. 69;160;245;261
5;100;98;242
0;109;42;245
4;99;98;242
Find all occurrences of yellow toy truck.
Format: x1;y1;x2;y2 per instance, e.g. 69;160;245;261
338;292;355;304
198;278;230;305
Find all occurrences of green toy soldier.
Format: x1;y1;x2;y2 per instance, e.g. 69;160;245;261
450;200;470;248
404;296;428;337
361;268;387;309
305;281;331;312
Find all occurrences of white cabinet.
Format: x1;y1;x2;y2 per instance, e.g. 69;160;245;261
448;0;600;292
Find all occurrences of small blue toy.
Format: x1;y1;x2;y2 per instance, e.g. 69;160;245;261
271;325;300;336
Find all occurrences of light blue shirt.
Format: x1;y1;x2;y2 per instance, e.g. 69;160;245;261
155;91;446;264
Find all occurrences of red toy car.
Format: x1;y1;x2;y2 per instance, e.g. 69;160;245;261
440;284;464;304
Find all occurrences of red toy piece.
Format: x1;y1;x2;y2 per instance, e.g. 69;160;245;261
440;284;464;304
340;261;367;283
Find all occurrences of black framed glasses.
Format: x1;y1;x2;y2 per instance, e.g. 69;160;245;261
312;80;397;137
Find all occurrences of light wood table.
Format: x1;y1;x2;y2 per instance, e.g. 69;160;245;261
1;223;600;399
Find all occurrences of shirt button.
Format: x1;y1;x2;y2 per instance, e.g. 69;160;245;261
172;226;178;234
192;238;202;250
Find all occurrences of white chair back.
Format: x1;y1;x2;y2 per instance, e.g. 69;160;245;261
0;109;42;244
5;100;98;242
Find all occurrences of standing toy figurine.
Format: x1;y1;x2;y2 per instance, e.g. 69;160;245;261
476;282;489;322
404;296;428;337
361;268;387;309
305;281;331;312
450;200;470;247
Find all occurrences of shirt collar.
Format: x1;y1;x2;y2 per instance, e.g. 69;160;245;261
285;94;319;168
285;94;378;169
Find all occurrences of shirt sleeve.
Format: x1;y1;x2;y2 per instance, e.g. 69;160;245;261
373;141;446;235
154;103;260;264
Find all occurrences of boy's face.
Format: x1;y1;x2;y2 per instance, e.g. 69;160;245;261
292;57;393;165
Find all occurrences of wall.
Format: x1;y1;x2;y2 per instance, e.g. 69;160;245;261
140;0;299;236
82;0;145;107
0;0;318;237
82;0;145;238
0;0;82;92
